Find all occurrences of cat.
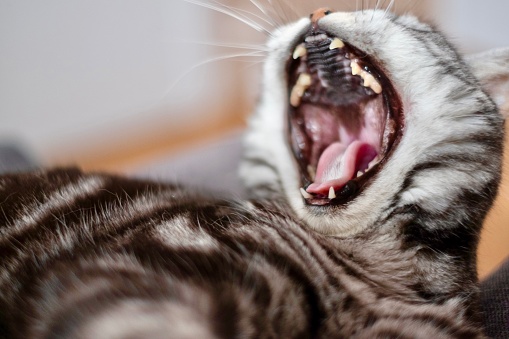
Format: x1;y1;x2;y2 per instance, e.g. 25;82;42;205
1;5;509;338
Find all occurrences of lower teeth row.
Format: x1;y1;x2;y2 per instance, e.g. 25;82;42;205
301;156;381;201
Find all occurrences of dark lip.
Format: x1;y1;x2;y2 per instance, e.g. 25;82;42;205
286;30;404;207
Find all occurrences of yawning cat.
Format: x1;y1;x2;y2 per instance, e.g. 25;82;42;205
1;6;508;338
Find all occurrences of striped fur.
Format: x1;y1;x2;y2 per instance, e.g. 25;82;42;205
0;169;485;337
1;8;509;339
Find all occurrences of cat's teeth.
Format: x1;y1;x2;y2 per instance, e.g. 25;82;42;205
361;71;374;87
307;165;316;181
351;61;362;76
305;34;328;43
329;38;345;50
300;188;313;199
367;76;382;94
328;187;336;199
368;157;380;170
350;61;383;94
293;43;307;59
357;171;363;178
360;71;383;94
290;73;312;107
290;88;304;107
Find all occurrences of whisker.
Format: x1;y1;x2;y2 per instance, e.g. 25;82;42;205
248;0;280;27
240;59;265;71
160;51;267;101
212;0;276;30
182;0;272;35
384;0;396;16
275;0;301;21
371;0;379;21
378;0;389;10
179;40;269;52
402;0;423;15
266;0;287;26
374;0;381;11
273;1;290;23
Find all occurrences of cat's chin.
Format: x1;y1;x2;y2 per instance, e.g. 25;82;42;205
287;28;403;208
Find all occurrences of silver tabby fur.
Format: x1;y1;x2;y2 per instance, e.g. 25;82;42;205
1;7;509;339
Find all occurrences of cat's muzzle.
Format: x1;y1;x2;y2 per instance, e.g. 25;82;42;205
287;30;403;206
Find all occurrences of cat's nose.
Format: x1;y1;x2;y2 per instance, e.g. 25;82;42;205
310;8;333;30
310;8;333;23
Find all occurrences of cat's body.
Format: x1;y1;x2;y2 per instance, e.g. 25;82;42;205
1;6;509;339
0;169;486;338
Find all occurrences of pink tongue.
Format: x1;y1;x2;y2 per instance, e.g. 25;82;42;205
306;141;377;196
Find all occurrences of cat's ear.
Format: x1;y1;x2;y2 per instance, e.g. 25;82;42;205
466;48;509;116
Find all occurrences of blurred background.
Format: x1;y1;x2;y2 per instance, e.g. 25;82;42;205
1;0;508;277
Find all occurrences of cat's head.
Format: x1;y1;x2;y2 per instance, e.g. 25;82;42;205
241;9;508;237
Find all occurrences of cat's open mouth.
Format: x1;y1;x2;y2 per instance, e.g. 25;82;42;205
287;30;403;206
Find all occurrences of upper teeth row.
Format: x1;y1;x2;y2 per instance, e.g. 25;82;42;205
293;43;307;59
291;38;383;102
290;73;312;107
350;60;382;94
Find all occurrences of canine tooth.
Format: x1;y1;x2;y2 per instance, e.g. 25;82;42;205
370;79;383;94
329;38;345;50
293;43;307;59
359;71;382;94
297;73;312;87
351;61;362;76
300;188;313;199
361;71;374;87
368;158;379;170
307;165;316;180
290;88;303;107
357;171;363;178
290;73;312;107
328;187;336;199
290;85;305;107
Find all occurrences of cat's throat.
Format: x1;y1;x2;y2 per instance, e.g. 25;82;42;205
287;30;402;206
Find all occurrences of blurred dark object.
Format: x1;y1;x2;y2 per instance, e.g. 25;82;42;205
135;131;245;197
482;259;509;338
0;144;37;174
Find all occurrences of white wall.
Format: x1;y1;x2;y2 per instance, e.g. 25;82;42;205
0;0;239;164
434;0;509;53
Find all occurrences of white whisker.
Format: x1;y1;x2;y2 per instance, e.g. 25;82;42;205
403;0;423;15
160;51;266;101
384;0;396;16
275;0;301;21
181;41;269;52
272;0;289;25
374;0;381;11
371;0;379;21
212;0;276;30
248;0;280;27
182;0;272;35
378;0;389;10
